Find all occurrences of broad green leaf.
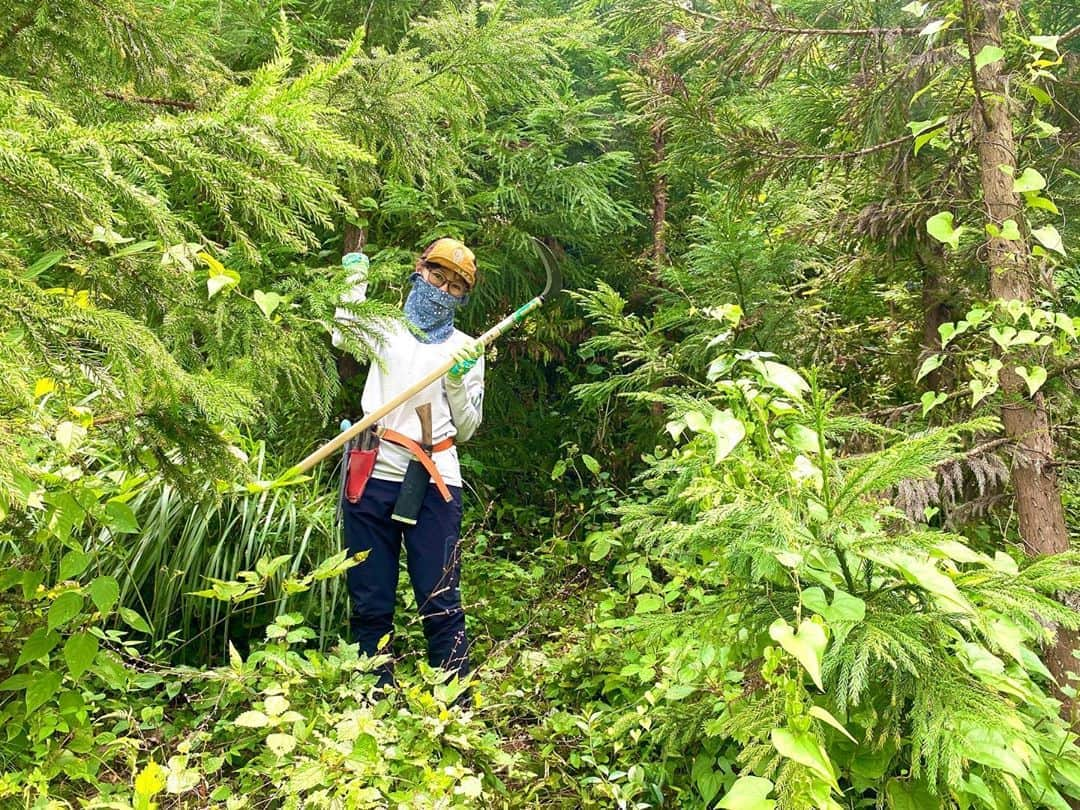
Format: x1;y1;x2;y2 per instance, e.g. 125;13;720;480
58;550;90;581
716;775;776;810
802;588;865;623
999;219;1021;240
685;410;708;432
938;320;969;347
1024;193;1059;215
759;361;810;401
921;391;947;417
47;591;84;632
89;575;119;615
1027;84;1052;105
266;733;296;756
988;326;1016;350
808;706;858;743
1015;365;1048;396
1030;35;1059;53
55;421;87;451
974;45;1005;72
907;116;946;136
769;619;827;690
635;593;663;614
235;710;269;728
581;454;601;475
64;631;99;679
926;211;963;250
1032;225;1065;255
920;19;950;37
207;271;239;298
25;670;61;715
265;695;289;717
1012;168;1046;194
105;500;140;534
119;606;152;634
16;628;61;668
770;728;838;788
901;1;927;17
886;779;940;810
711;409;746;462
915;354;943;382
254;289;283;318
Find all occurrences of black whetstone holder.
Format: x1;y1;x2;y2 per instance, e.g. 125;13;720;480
392;403;432;525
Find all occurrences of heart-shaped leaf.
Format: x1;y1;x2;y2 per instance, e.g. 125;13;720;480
1024;194;1060;215
921;390;948;416
1012;168;1046;194
988;326;1016;350
717;776;776;810
999;219;1021;240
770;728;838;788
253;290;283;319
1030;35;1059;53
974;45;1005;72
207;272;239;299
926;211;963;250
1015;365;1048;396
1032;225;1065;255
808;706;858;743
769;618;827;690
916;354;943;382
711;409;746;463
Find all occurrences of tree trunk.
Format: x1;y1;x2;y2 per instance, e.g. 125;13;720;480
650;119;668;266
971;0;1076;717
914;240;951;390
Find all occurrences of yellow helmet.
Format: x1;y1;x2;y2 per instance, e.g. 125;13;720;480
423;238;477;288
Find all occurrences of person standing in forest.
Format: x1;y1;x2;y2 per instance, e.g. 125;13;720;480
332;238;485;695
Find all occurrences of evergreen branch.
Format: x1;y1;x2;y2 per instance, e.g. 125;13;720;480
102;91;198;111
0;5;38;53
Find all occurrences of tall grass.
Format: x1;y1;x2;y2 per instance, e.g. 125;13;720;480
99;442;345;662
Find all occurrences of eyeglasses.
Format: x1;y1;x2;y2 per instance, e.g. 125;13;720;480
423;264;469;297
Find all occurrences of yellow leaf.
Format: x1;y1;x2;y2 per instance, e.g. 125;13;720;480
34;378;55;398
198;252;226;275
134;760;166;798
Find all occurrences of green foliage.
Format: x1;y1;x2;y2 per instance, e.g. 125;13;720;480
544;289;1080;807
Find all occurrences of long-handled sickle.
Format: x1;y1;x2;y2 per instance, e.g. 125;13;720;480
285;239;563;478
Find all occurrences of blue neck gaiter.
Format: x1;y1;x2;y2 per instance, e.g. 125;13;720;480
403;273;467;343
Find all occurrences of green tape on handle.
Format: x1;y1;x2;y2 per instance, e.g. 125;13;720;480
513;298;541;324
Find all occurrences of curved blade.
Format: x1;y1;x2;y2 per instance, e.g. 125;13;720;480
532;237;564;301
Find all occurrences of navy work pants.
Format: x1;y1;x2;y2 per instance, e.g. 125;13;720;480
342;477;469;686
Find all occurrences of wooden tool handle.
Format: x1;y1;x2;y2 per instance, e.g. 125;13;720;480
416;403;433;450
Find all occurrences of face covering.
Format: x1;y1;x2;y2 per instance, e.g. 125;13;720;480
403;272;467;343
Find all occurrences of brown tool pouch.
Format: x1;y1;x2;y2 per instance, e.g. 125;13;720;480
345;429;380;503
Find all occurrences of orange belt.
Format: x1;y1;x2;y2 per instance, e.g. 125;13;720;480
376;428;454;502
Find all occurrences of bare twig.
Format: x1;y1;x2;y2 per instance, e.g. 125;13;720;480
103;91;198;111
1061;23;1080;45
749;132;913;162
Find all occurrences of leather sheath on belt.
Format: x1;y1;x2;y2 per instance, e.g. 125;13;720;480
377;427;454;502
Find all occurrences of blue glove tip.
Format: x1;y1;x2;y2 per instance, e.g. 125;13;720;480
340;419;352;432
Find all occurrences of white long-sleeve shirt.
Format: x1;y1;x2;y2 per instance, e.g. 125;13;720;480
332;272;484;488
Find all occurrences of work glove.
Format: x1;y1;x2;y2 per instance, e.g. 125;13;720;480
447;338;484;380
